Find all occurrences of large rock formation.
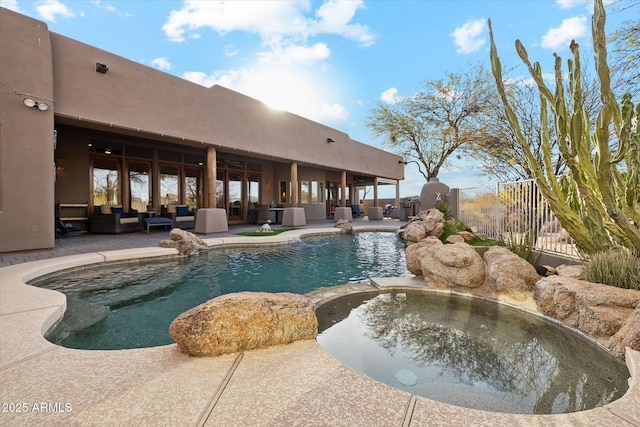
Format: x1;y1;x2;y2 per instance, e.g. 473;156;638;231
484;247;540;300
159;228;208;256
534;277;640;337
609;306;640;359
420;242;486;288
169;291;318;356
403;238;640;360
405;237;443;276
401;209;446;243
334;218;353;233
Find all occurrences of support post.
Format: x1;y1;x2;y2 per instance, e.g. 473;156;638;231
291;162;298;207
207;147;216;208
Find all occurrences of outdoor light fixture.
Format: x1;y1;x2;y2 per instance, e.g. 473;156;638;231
104;148;112;155
96;62;109;73
327;138;335;143
23;98;49;111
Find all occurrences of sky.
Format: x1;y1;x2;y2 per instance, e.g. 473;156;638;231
1;0;636;198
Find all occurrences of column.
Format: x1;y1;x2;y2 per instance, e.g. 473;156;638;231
340;170;346;207
373;177;379;207
290;162;298;207
206;147;216;208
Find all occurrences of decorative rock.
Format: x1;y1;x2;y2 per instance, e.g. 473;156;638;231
445;234;465;244
405;237;443;276
334;219;353;233
457;231;475;241
159;228;208;256
484;247;540;300
534;277;640;337
259;223;273;233
169;292;318;357
402;221;426;243
555;264;584;279
420;242;486;288
609;306;640;359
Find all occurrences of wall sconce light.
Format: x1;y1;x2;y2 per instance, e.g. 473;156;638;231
327;138;335;143
96;62;109;73
104;148;112;155
23;98;49;111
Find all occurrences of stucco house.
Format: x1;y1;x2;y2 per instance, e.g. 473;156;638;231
0;7;404;253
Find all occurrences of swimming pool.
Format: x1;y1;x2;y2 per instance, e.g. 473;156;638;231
316;290;630;414
32;232;409;350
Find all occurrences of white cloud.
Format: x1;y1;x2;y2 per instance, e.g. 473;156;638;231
224;44;239;58
450;18;487;54
555;0;587;10
310;0;375;47
36;0;76;22
151;57;171;71
380;88;399;105
162;0;375;48
540;16;587;49
92;0;116;13
0;0;20;12
258;42;331;66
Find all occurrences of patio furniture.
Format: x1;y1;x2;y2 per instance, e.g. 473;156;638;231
89;205;141;234
143;217;173;233
351;204;365;218
161;204;196;229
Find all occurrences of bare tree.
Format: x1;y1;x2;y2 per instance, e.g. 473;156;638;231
367;65;496;181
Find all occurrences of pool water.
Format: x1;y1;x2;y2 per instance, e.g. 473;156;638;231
33;232;409;350
316;291;630;414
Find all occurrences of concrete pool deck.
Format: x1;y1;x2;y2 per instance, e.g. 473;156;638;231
1;223;639;426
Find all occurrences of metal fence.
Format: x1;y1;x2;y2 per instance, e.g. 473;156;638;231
457;179;580;259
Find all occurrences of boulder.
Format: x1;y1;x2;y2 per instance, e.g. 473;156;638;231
556;264;584;279
159;228;208;256
609;306;640;359
534;277;640;337
484;247;540;300
402;221;426;243
334;219;353;233
405;237;442;275
169;292;318;357
420;242;486;288
445;234;465;244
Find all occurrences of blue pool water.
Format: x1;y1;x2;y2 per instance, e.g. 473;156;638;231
33;232;409;350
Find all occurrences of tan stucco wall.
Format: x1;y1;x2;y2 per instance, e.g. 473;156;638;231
0;8;55;252
48;33;403;181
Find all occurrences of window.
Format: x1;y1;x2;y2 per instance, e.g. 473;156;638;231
128;161;151;212
248;174;260;204
301;180;310;203
92;158;120;207
228;171;242;219
160;164;179;206
279;181;288;204
185;168;202;211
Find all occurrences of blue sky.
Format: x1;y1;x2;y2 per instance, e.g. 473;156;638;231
2;0;635;198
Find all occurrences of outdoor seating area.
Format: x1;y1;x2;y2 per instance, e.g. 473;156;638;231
89;205;141;234
161;204;196;229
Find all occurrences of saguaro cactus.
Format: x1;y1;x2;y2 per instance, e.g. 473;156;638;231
488;0;639;254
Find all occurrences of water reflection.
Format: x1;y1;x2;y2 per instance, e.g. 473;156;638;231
317;291;629;414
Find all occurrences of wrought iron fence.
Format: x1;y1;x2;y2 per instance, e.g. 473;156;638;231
457;179;580;259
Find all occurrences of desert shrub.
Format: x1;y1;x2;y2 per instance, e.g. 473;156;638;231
584;250;640;290
502;229;541;267
434;199;453;219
